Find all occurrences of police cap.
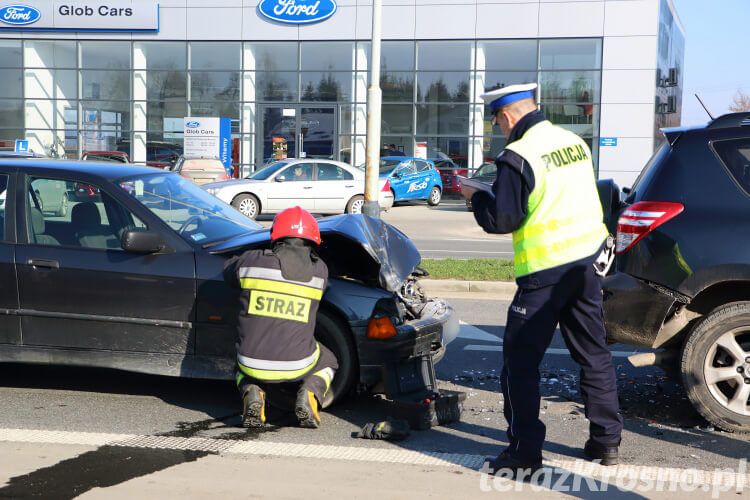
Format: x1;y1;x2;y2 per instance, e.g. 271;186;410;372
481;83;538;112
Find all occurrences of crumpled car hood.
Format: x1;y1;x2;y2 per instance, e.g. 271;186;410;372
208;214;421;292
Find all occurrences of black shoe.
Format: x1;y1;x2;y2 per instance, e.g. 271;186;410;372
295;388;321;429
484;450;543;481
241;385;266;428
584;439;619;466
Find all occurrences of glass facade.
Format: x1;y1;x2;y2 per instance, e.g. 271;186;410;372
2;38;602;175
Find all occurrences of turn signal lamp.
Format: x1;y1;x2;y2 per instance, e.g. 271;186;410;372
367;317;397;339
615;201;684;254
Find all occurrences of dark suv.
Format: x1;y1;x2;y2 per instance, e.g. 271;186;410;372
601;112;750;432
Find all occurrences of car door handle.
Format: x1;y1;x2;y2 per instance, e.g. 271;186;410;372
28;258;59;269
345;185;355;188
303;186;313;189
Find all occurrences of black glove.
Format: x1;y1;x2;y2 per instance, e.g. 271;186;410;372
356;419;410;441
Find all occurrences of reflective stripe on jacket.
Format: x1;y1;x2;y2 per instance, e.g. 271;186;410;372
505;120;608;277
223;249;328;381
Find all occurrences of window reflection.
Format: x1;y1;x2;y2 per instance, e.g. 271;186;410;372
300;72;352;101
416;72;471;102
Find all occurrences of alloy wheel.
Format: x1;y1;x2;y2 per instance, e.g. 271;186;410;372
703;327;750;416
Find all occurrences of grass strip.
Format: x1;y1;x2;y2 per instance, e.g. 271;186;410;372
419;258;515;282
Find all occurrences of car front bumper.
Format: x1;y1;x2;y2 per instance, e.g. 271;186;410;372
602;272;676;348
355;304;458;385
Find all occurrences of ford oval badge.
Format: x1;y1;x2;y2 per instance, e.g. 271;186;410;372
258;0;337;24
0;4;41;25
186;121;200;128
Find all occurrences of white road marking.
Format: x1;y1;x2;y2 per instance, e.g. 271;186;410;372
419;249;514;255
457;321;502;343
463;345;644;358
0;428;747;488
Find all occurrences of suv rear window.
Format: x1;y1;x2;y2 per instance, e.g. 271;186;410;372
712;138;750;195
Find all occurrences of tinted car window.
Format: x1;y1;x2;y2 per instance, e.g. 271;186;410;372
415;160;433;173
396;160;416;176
279;163;313;181
317;163;351;181
28;177;146;250
712;137;750;195
0;174;7;241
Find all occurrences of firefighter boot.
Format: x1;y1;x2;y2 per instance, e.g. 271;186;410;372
241;384;266;428
295;387;321;428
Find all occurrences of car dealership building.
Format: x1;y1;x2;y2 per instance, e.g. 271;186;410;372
0;0;683;187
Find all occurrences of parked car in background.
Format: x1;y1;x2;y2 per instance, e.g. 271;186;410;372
82;151;130;163
0;159;457;408
463;162;497;211
373;157;442;206
600;112;750;432
170;157;231;185
203;159;393;219
432;157;468;195
116;141;183;169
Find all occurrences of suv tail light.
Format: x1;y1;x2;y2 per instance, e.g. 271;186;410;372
381;179;390;192
615;201;684;254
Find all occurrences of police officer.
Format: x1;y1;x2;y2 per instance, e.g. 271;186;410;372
223;206;338;429
460;83;623;476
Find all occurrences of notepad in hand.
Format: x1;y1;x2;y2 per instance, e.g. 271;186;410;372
457;176;492;193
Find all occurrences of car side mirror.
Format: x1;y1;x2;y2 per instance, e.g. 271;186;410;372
121;229;165;254
394;171;402;178
275;175;286;182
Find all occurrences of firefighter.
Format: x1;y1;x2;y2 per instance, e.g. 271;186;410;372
461;83;623;477
223;206;338;429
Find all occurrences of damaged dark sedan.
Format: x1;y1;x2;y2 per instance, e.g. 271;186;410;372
0;160;458;407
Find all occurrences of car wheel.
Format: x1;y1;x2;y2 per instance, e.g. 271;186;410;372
346;195;364;214
56;192;68;217
427;186;441;206
681;302;750;432
231;193;260;219
264;309;358;410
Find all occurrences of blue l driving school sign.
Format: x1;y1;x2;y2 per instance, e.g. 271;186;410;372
258;0;337;24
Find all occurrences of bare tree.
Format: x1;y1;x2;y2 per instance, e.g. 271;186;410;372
728;89;750;112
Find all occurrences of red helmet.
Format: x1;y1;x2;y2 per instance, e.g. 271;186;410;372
271;206;321;245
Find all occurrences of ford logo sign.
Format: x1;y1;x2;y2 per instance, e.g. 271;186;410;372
0;4;41;25
185;121;200;128
258;0;337;24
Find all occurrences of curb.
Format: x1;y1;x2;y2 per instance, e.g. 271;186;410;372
419;279;517;297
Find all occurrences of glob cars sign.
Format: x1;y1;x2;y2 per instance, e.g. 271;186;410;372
258;0;337;24
183;117;233;174
0;1;159;32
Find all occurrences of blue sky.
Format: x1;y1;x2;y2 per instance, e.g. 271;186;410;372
671;0;750;126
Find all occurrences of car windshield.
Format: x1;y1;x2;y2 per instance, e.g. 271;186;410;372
379;159;403;174
248;161;290;180
118;173;262;245
475;163;497;177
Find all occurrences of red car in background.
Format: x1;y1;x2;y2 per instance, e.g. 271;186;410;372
432;156;468;194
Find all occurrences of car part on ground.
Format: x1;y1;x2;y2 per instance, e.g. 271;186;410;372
601;112;750;432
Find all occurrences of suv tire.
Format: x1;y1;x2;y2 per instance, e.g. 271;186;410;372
681;302;750;433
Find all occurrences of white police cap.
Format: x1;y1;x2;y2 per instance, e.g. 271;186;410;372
481;83;538;112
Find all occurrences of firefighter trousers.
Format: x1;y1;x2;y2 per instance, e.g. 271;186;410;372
236;341;338;405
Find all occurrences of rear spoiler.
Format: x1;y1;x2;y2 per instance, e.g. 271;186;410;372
661;127;687;146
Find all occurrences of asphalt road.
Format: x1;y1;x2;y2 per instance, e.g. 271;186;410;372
0;295;747;498
256;197;515;260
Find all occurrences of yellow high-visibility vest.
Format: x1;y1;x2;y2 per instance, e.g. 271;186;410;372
505;120;608;277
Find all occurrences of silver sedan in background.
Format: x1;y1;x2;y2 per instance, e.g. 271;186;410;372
202;159;394;219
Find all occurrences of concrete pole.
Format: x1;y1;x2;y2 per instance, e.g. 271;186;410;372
363;0;382;218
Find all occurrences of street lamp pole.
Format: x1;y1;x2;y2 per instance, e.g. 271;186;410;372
363;0;382;218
